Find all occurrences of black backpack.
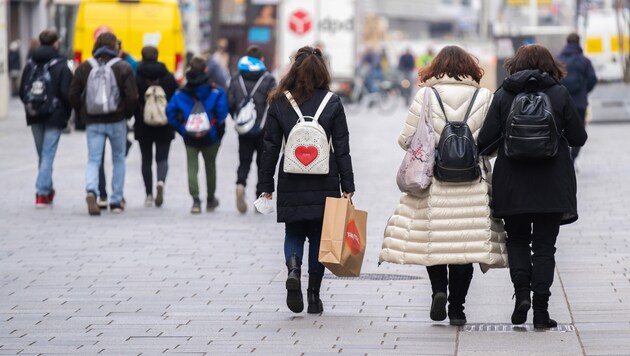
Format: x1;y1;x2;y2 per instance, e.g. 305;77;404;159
504;90;559;160
23;58;60;118
432;87;481;182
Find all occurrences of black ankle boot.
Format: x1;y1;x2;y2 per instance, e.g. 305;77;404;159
448;305;467;326
533;311;557;329
430;292;447;321
307;273;324;314
285;256;303;313
511;290;531;325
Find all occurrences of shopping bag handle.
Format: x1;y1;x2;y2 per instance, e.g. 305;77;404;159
342;193;354;205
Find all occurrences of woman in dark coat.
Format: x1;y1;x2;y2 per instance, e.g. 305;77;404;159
134;46;178;207
259;46;355;314
477;44;587;329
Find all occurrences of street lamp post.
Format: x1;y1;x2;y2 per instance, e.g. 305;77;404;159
0;0;9;120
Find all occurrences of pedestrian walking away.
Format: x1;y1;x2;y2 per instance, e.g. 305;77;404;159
69;31;138;216
166;57;228;214
557;33;597;164
19;30;73;208
134;46;178;208
477;44;588;329
227;45;277;214
259;46;355;315
380;45;508;326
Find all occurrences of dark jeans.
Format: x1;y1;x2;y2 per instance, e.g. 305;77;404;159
138;140;171;195
284;220;325;276
571;108;586;161
426;264;473;309
236;135;264;197
99;137;132;199
504;213;562;311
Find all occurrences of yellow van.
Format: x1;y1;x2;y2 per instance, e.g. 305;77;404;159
73;0;185;81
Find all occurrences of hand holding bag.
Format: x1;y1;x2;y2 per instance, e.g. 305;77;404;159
396;87;435;193
318;196;368;277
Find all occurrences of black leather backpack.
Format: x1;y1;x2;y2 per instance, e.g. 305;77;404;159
504;90;559;160
432;87;481;182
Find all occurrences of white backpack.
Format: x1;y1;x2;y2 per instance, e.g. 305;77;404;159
283;90;333;175
143;80;168;126
234;74;268;135
85;57;122;115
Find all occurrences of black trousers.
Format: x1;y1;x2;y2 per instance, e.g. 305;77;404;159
426;264;473;310
138;140;171;195
504;213;562;311
236;135;264;197
570;108;586;161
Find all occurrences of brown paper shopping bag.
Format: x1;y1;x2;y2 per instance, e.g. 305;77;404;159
318;197;368;277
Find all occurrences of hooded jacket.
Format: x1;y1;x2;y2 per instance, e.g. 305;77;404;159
477;70;588;225
227;60;277;137
380;76;508;269
69;48;138;124
557;43;597;110
134;61;178;142
19;46;73;128
165;70;228;147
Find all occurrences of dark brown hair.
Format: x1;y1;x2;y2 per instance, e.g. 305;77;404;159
246;45;264;59
92;32;118;54
567;33;580;44
268;46;330;104
39;30;59;46
418;46;484;83
188;56;207;72
141;46;159;62
504;44;566;80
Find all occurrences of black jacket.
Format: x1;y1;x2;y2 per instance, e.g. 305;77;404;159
19;46;73;128
134;61;178;142
477;70;588;224
227;70;277;136
260;89;355;223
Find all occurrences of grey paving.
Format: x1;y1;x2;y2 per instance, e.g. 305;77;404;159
0;82;629;355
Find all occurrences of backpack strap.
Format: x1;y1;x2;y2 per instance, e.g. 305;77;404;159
87;58;98;68
431;87;480;123
240;73;268;97
312;92;334;123
44;58;61;70
105;57;122;68
284;91;304;119
431;87;449;122
461;88;480;124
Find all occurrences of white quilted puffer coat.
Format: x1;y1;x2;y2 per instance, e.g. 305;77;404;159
379;76;508;270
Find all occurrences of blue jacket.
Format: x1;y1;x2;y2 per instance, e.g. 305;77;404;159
166;84;228;147
557;43;597;110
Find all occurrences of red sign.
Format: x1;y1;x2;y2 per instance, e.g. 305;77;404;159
345;219;361;255
288;10;312;35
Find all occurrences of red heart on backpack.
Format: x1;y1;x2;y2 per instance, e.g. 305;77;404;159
294;146;318;166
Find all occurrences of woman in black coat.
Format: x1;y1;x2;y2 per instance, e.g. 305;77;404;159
259;46;355;314
134;46;178;207
477;44;587;329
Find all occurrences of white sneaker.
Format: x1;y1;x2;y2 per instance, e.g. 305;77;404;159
144;194;154;207
236;184;247;214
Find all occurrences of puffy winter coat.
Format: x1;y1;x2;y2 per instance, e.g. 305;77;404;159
477;70;588;225
380;76;508;269
259;89;355;223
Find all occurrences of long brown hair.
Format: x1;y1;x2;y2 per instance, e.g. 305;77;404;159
504;44;566;80
418;45;484;83
268;46;331;105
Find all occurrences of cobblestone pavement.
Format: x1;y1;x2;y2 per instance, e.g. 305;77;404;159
1;87;629;355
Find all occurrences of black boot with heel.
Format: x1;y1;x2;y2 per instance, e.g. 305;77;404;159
285;256;304;313
307;273;324;314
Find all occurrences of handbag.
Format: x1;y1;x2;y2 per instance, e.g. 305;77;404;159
396;87;435;193
318;197;368;277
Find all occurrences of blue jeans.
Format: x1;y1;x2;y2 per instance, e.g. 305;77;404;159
31;123;62;196
284;220;325;276
86;121;127;204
